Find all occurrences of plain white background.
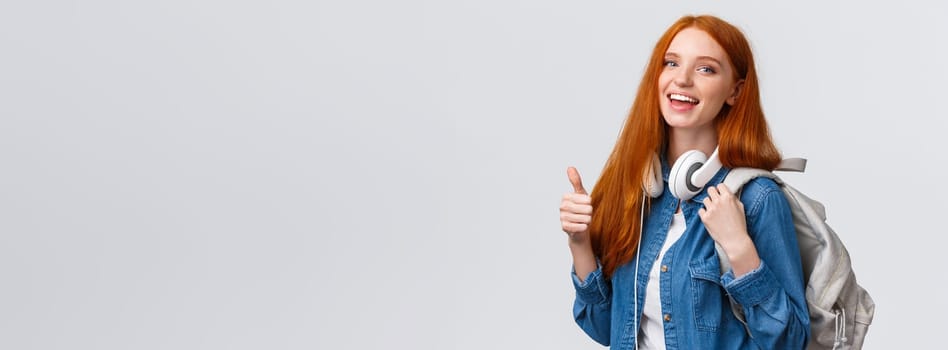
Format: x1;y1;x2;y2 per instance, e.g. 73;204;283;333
1;0;945;349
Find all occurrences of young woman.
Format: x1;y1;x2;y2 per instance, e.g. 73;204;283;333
559;15;810;349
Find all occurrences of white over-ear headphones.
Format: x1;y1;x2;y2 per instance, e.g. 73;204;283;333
645;146;722;200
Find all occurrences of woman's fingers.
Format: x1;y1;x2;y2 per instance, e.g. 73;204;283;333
560;191;593;236
560;199;592;215
561;212;591;224
561;167;594;243
715;184;733;198
562;222;589;234
563;192;591;204
706;185;720;201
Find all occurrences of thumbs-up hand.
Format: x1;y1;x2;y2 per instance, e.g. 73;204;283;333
561;167;593;243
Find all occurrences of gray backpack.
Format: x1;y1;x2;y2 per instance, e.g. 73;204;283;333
717;160;875;350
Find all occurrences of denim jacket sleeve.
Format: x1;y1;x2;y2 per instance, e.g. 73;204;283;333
720;179;811;349
571;264;612;346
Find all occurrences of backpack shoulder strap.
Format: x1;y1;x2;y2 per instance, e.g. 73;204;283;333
720;157;806;195
724;158;806;198
722;168;780;195
775;157;807;172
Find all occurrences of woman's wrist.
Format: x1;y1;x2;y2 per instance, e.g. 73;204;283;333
568;235;592;250
569;238;597;283
724;236;761;277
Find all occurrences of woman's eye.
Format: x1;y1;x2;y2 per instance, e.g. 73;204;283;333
698;66;715;73
664;60;678;67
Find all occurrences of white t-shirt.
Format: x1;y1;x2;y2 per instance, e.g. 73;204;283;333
638;211;686;350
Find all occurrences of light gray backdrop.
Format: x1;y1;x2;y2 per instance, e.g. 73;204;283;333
2;0;944;349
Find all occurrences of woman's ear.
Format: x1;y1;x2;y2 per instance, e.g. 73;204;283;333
726;79;745;106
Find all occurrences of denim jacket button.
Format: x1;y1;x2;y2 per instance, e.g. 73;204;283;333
661;265;668;272
663;314;671;322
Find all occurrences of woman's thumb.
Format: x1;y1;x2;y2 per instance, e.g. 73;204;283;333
567;167;587;195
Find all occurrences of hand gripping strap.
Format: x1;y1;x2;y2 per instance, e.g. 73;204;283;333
713;160;806;337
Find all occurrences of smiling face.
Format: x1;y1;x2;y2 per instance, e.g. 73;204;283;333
658;27;743;133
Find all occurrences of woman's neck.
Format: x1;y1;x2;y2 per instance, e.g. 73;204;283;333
666;128;717;165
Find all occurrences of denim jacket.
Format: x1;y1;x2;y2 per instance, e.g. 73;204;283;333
572;161;810;349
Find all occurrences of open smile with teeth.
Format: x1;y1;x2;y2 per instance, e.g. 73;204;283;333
669;93;700;105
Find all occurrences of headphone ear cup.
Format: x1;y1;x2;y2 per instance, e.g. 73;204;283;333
644;153;663;198
668;150;708;200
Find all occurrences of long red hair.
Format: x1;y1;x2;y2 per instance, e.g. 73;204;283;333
590;15;782;278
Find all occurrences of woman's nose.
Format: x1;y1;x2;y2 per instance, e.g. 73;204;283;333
674;68;693;87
